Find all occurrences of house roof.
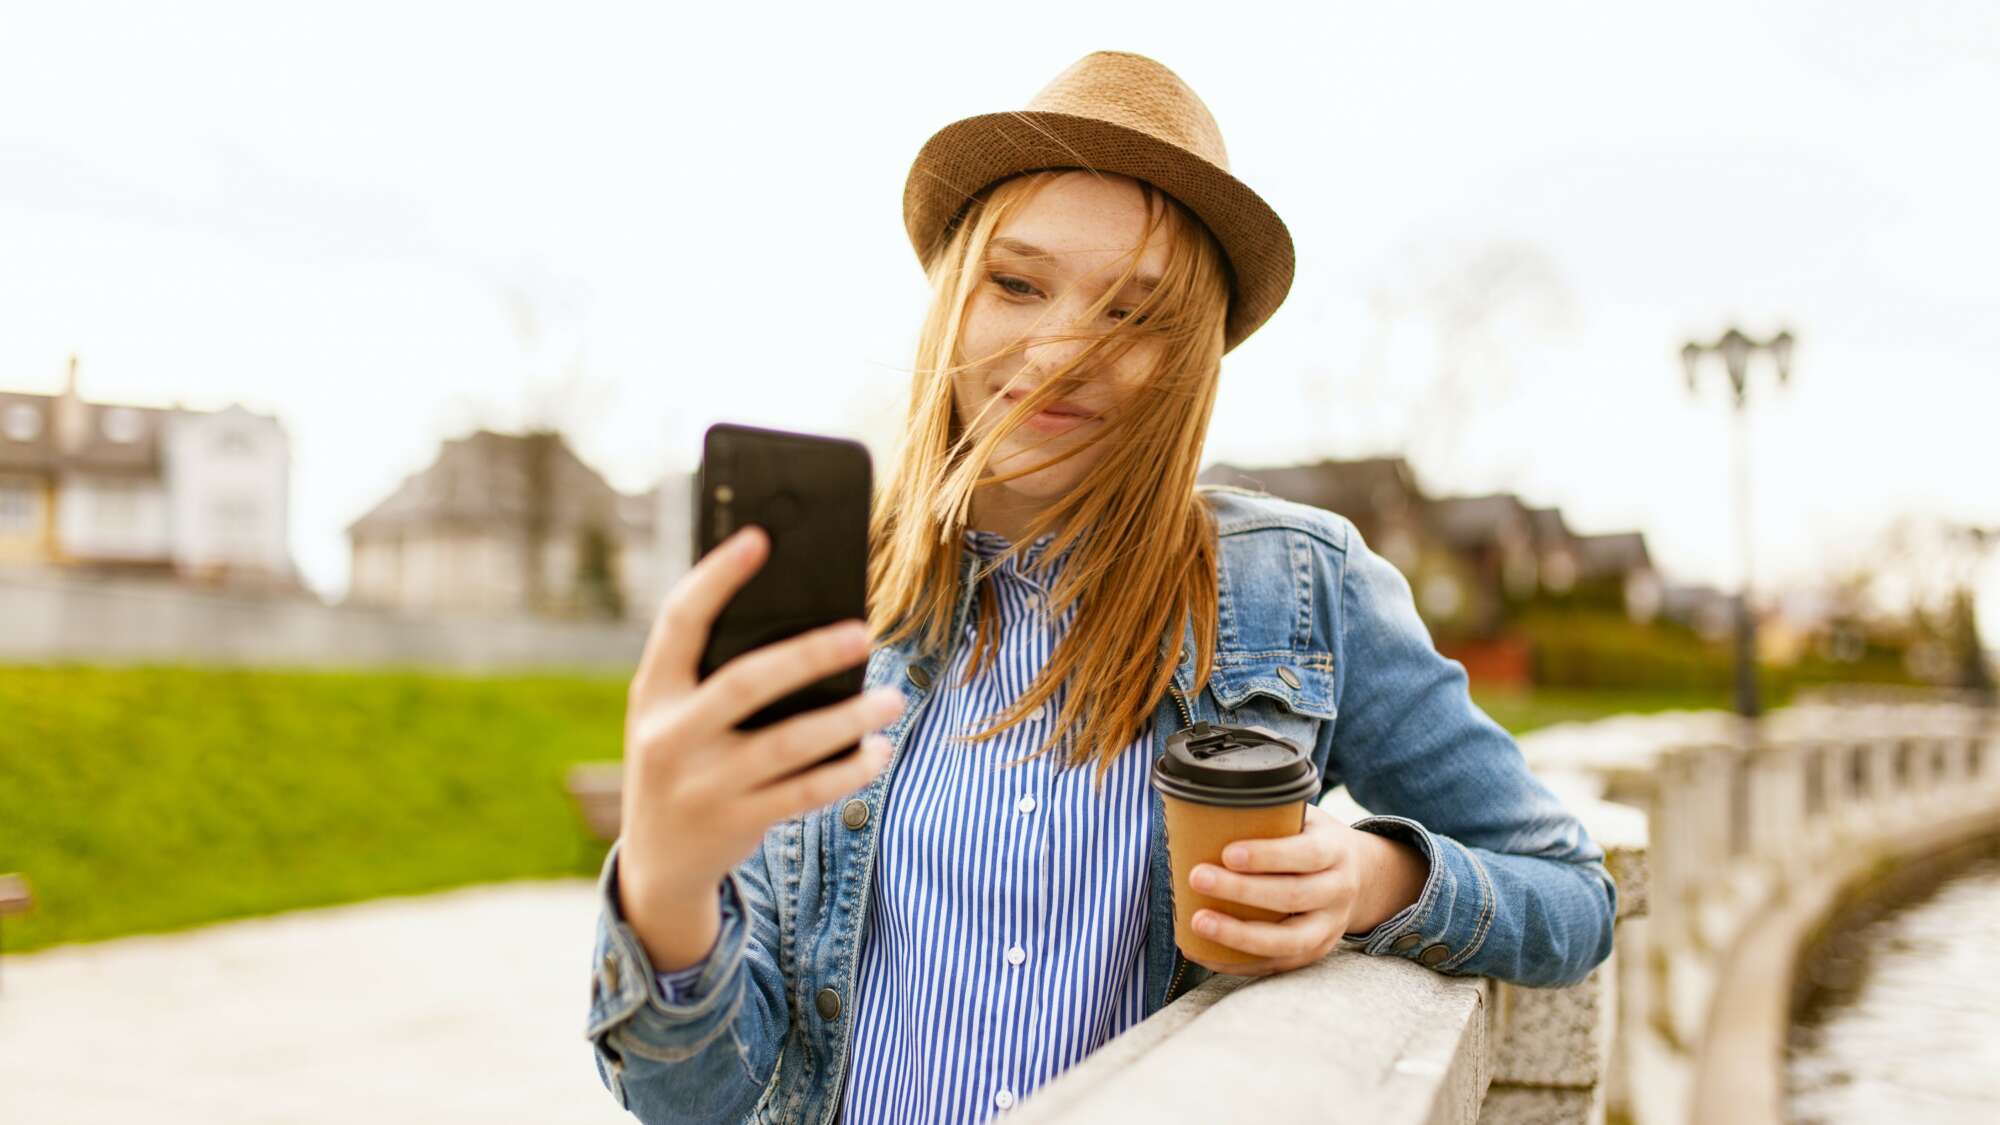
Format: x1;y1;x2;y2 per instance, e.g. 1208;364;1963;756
1574;531;1653;577
1525;505;1574;550
347;428;650;539
1427;493;1532;550
1198;457;1421;522
0;389;202;474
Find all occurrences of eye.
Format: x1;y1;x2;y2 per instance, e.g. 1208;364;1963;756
1109;309;1151;325
990;274;1039;297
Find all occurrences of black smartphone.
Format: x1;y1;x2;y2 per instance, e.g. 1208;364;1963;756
694;422;873;756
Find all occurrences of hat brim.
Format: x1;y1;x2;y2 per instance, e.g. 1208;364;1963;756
903;110;1295;354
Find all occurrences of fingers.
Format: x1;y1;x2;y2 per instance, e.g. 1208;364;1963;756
688;617;875;733
1184;949;1285;977
1191;907;1334;963
1190;863;1343;916
739;732;896;827
633;524;769;700
732;686;907;791
1218;804;1343;873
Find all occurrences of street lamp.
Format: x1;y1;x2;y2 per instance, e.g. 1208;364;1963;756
1681;325;1795;718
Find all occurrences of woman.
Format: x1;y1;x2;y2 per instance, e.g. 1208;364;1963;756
586;50;1616;1125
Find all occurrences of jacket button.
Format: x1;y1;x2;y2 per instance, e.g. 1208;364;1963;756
906;665;932;689
841;799;870;830
1391;933;1423;952
816;987;841;1020
1276;665;1302;689
1418;943;1450;966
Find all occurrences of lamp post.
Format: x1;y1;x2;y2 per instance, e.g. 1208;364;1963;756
1680;326;1794;718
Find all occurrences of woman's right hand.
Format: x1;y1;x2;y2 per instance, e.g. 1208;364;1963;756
615;523;905;970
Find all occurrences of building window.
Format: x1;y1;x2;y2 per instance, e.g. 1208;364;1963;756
2;403;41;443
93;479;140;530
101;407;144;444
213;496;260;529
0;480;38;533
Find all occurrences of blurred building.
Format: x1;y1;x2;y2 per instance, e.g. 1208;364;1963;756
1429;493;1540;609
1198;456;1663;631
0;357;296;589
1572;531;1663;622
1526;506;1580;593
1199;457;1428;572
346;428;657;619
655;466;695;610
1662;582;1739;642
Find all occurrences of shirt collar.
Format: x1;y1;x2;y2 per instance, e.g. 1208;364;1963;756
962;527;1076;592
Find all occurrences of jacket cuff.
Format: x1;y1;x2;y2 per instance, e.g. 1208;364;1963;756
583;837;753;1057
1339;814;1493;973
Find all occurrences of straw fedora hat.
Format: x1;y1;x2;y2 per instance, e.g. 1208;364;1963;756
903;50;1295;354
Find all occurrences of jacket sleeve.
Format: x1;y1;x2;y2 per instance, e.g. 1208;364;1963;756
583;831;790;1122
1318;522;1618;989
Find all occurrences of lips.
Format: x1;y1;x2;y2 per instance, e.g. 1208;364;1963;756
1004;391;1096;419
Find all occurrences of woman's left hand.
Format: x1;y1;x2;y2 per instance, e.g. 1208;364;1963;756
1184;802;1429;976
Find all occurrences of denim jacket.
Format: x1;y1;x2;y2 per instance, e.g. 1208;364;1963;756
583;485;1618;1124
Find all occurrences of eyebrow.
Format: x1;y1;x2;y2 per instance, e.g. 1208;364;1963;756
987;236;1160;291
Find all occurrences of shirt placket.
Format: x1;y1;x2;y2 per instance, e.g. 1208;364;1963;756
997;557;1056;1117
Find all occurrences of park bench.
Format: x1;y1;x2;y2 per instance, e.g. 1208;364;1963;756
0;873;33;993
565;762;624;843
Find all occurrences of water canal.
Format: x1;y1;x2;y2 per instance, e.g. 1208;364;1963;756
1785;848;2000;1123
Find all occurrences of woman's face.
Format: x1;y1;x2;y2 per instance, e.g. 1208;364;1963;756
952;171;1172;520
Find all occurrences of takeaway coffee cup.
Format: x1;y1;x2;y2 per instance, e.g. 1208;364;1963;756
1151;720;1321;968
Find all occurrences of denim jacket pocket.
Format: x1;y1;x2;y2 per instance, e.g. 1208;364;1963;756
1207;653;1335;777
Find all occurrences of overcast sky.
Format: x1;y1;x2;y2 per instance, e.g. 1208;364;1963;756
3;1;1996;639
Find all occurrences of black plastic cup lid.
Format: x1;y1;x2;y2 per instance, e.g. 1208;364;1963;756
1150;721;1319;808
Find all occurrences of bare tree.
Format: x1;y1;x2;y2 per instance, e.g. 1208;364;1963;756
1325;239;1577;483
427;274;623;617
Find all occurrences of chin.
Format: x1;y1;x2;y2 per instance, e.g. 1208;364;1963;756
985;467;1071;503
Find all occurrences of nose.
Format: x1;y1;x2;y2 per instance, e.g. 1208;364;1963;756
1019;305;1112;382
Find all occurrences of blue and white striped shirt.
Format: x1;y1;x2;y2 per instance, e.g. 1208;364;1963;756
656;527;1156;1123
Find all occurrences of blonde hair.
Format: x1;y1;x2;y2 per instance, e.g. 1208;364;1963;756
867;170;1232;786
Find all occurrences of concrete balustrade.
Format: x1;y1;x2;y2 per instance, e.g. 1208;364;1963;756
985;696;2000;1125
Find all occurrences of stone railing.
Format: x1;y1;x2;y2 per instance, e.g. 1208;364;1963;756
1006;696;2000;1125
1006;790;1650;1125
1619;698;2000;1125
562;696;2000;1125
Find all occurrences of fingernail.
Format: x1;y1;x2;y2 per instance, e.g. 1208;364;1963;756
1194;913;1216;935
1223;846;1246;867
734;525;763;553
870;687;906;713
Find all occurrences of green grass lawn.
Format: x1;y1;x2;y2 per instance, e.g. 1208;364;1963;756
1469;685;1733;736
0;664;626;954
0;664;1719;954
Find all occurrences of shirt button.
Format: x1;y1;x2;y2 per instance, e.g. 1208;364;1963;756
1017;794;1037;814
994;1089;1015;1110
1006;945;1026;965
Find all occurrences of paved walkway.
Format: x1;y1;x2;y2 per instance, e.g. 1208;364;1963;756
0;878;636;1124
